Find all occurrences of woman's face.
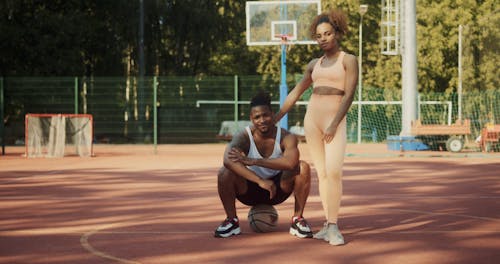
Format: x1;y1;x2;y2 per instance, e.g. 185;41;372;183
315;22;336;51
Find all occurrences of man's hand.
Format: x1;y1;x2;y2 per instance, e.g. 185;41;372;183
228;148;255;166
257;179;276;199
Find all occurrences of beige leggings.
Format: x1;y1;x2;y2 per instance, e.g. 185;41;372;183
304;94;346;224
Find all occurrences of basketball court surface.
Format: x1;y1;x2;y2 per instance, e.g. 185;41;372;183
1;143;499;264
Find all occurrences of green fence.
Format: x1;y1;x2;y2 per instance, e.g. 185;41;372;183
1;76;499;153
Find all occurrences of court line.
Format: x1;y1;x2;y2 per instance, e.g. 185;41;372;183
86;230;499;234
80;225;141;264
345;152;500;158
77;206;500;264
3;228;498;236
384;208;500;222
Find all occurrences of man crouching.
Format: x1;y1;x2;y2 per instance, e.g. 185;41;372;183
215;91;313;239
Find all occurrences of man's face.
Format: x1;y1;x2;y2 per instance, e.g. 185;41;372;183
250;105;273;134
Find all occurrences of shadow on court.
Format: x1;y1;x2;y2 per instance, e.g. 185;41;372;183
0;144;499;263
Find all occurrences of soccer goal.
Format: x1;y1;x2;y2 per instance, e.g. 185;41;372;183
25;114;93;158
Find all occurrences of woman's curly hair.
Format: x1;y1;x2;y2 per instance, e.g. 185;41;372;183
309;9;349;39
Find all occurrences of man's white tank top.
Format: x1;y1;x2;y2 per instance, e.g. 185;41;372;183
245;126;282;179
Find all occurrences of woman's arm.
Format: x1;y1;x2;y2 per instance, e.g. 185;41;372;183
273;59;316;124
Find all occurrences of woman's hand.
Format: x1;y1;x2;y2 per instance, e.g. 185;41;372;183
323;124;337;143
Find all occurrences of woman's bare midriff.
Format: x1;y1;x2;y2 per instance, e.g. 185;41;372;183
313;86;345;95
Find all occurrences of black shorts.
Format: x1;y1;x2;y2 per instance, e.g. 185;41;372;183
236;172;292;206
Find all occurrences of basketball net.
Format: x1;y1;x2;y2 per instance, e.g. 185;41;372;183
275;34;294;52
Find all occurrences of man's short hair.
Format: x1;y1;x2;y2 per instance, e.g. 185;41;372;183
250;91;272;109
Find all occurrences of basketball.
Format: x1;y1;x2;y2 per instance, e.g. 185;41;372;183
247;204;279;233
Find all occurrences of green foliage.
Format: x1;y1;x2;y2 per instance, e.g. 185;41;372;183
0;0;497;94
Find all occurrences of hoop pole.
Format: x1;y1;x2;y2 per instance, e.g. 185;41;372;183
279;44;288;130
279;2;288;130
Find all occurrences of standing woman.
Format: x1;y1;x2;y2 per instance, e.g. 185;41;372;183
273;9;358;246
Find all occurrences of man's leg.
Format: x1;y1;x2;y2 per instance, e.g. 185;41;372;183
215;167;247;238
281;161;311;217
282;161;313;238
217;167;247;219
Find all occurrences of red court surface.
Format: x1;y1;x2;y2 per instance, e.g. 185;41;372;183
1;144;499;264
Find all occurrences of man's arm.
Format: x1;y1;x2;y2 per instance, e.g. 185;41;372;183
223;131;266;184
223;131;277;198
229;131;300;171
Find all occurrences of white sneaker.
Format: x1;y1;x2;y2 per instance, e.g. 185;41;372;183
313;222;329;240
289;217;313;238
326;224;345;246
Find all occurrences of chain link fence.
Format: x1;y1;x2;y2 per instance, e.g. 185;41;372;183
1;76;499;152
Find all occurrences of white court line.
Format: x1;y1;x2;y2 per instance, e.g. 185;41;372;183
80;226;141;264
384;208;500;222
89;230;499;234
78;206;500;263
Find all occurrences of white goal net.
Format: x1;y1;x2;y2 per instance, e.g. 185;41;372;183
25;114;93;158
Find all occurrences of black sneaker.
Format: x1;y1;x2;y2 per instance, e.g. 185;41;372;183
289;217;313;238
214;217;241;238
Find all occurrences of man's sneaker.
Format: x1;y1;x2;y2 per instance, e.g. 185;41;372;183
313;222;329;240
326;223;345;246
214;217;241;238
289;217;313;238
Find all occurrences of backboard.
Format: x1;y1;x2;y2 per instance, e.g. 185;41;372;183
246;0;321;46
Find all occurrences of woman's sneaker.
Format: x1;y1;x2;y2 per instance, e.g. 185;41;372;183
214;217;241;238
313;222;329;240
326;223;345;246
289;217;313;238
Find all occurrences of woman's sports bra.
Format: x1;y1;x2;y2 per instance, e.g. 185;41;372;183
311;51;346;91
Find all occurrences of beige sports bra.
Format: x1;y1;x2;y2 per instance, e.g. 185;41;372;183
311;51;346;91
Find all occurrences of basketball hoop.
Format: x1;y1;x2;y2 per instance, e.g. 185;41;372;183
274;34;295;44
274;34;295;51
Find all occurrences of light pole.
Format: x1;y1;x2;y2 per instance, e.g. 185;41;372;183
357;4;368;144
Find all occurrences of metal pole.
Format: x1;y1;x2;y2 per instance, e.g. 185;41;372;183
400;0;418;136
279;44;288;130
357;14;363;144
357;5;368;144
279;3;288;130
234;75;238;123
74;77;78;114
139;0;145;76
153;76;158;154
458;24;463;121
0;77;4;155
138;0;145;137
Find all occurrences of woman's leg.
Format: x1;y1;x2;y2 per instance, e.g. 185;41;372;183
322;119;347;224
304;109;328;219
